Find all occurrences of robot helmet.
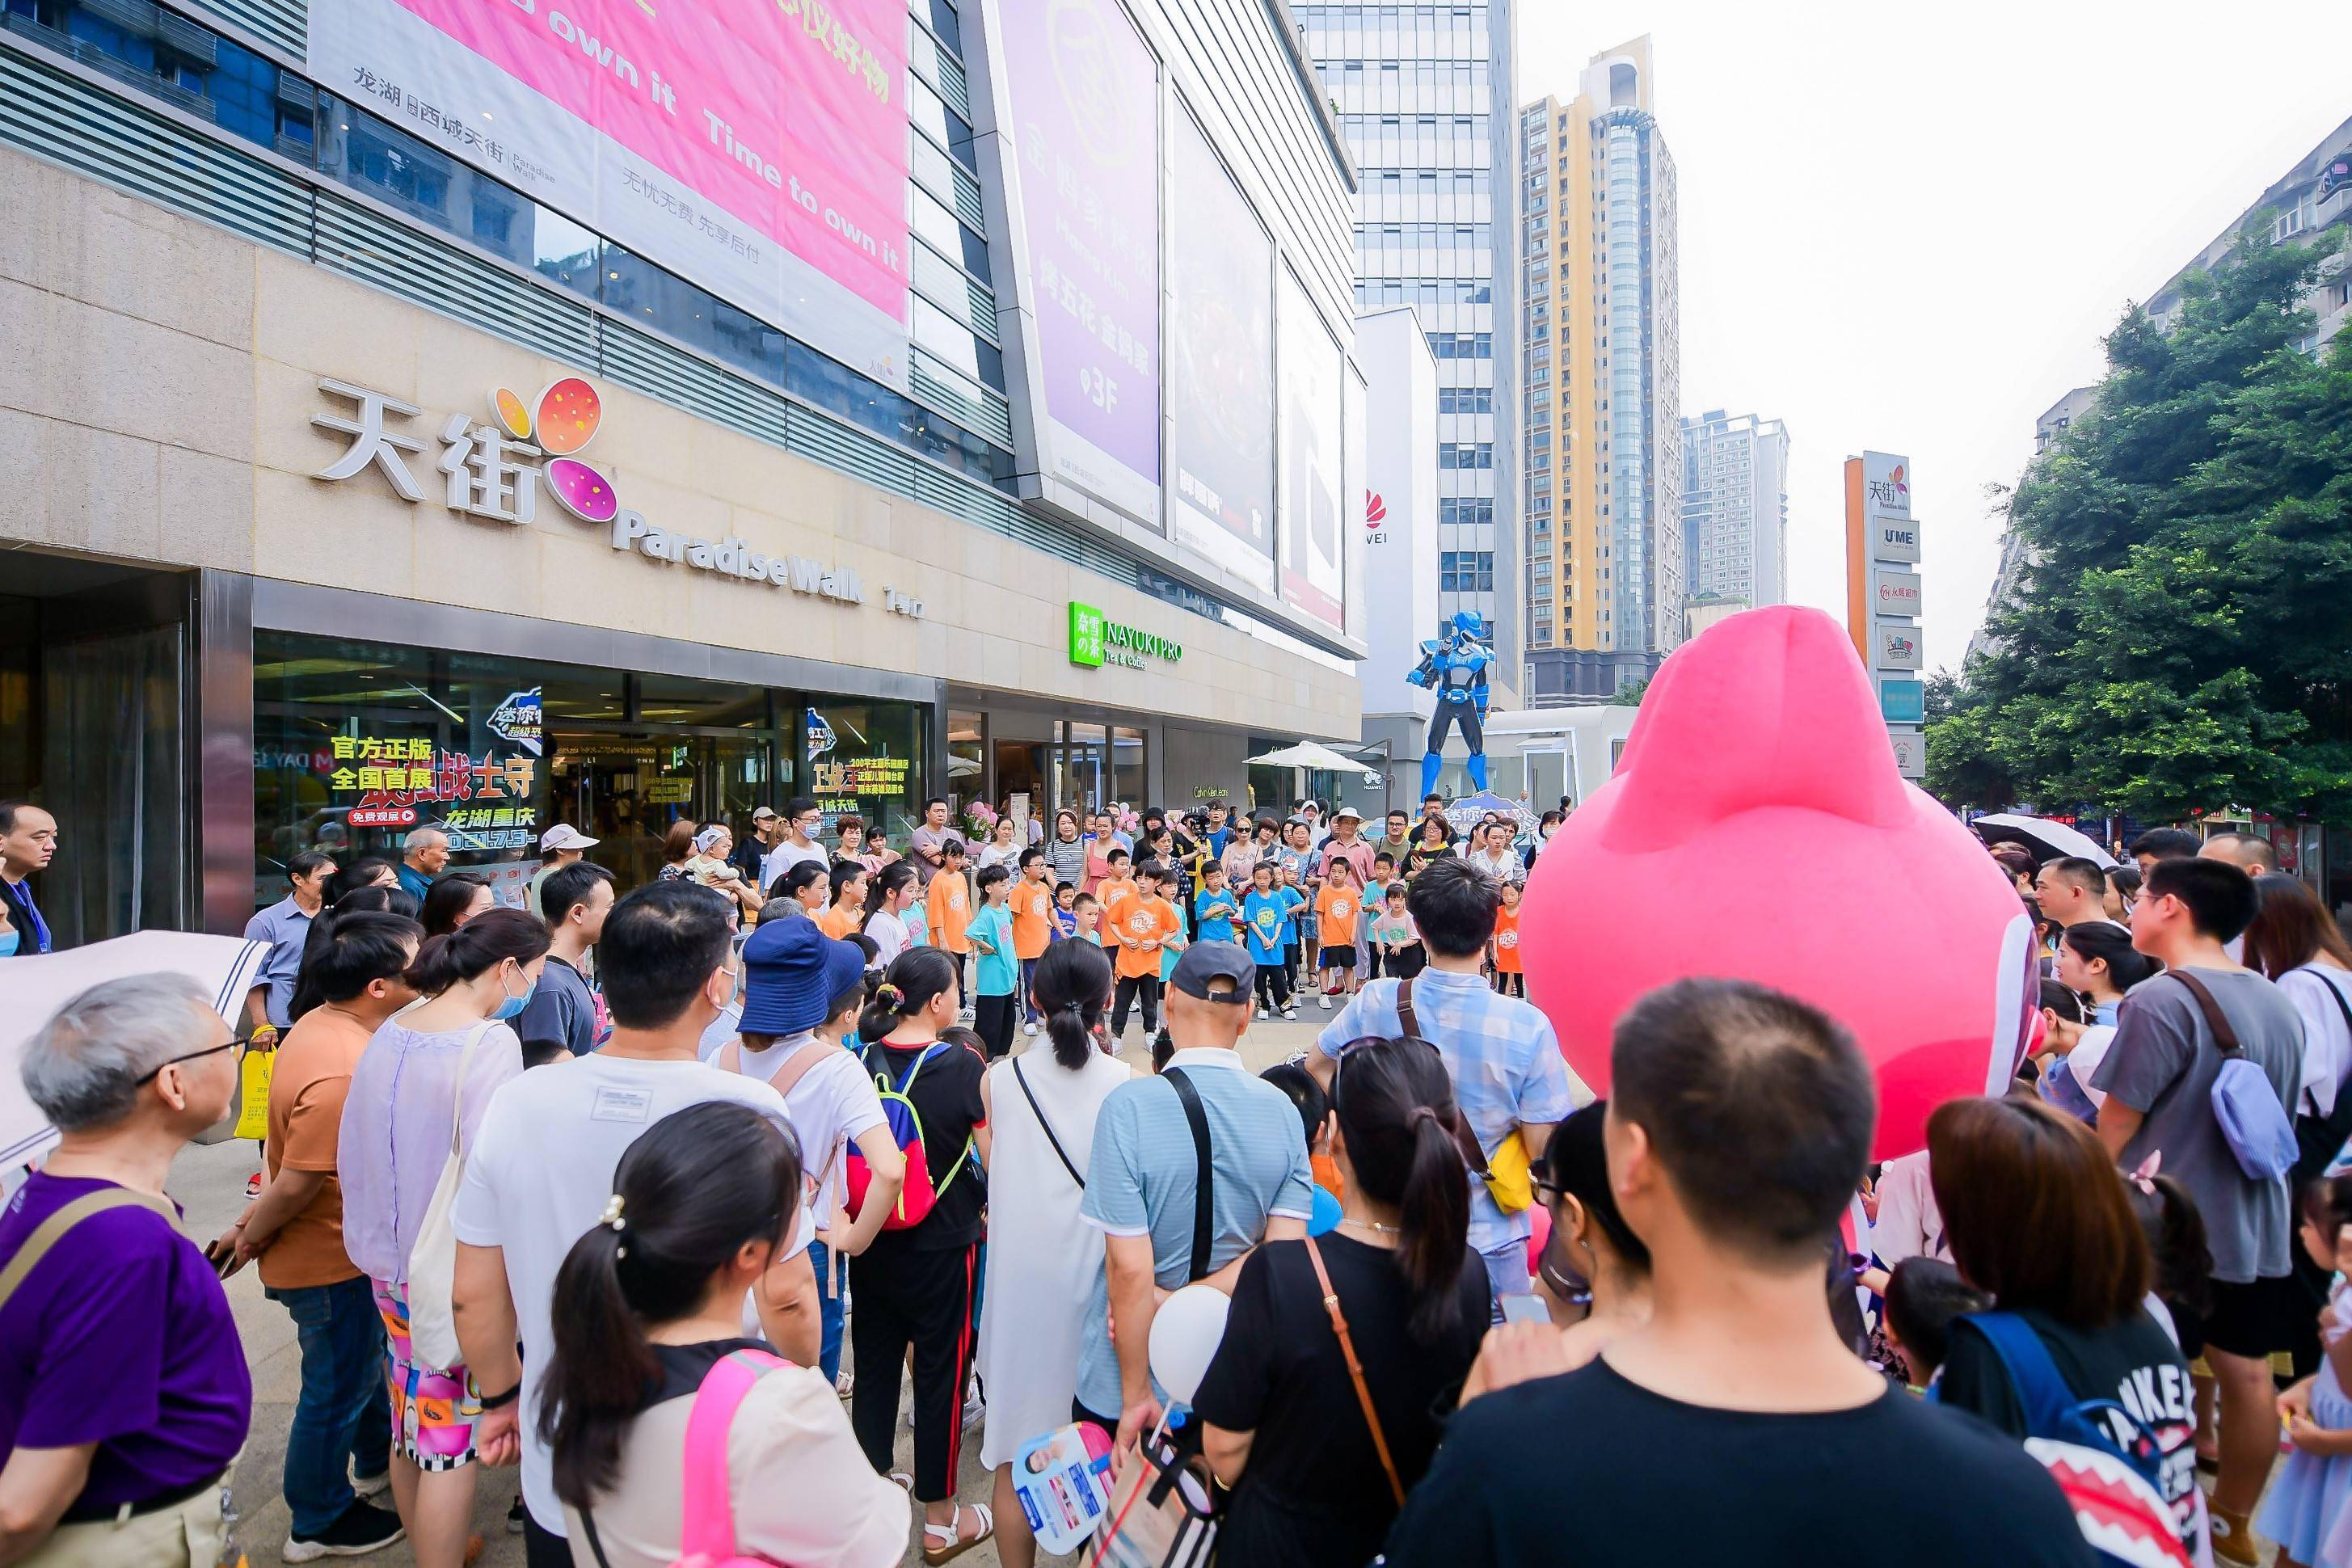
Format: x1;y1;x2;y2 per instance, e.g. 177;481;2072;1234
1448;611;1488;641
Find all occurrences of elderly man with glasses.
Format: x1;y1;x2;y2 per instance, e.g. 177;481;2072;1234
0;974;254;1568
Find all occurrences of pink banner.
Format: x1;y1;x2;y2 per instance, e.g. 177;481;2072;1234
381;0;907;321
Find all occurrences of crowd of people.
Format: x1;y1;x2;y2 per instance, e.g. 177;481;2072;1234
5;787;2352;1568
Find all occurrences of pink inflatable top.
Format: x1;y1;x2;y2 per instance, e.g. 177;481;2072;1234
1519;605;2036;1161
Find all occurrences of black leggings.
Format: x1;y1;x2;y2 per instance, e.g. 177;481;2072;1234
1493;972;1524;997
1255;963;1291;1010
849;1241;978;1502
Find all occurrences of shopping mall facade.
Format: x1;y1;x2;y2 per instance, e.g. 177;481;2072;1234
0;0;1369;941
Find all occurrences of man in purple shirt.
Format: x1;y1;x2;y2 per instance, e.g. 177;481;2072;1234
0;974;255;1566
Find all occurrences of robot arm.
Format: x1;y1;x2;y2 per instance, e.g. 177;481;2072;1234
1470;660;1490;718
1406;641;1444;690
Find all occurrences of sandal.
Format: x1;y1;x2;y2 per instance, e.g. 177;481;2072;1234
888;1471;914;1494
921;1503;993;1566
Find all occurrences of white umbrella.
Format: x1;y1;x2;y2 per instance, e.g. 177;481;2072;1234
0;930;271;1165
1970;813;2118;869
1248;741;1373;773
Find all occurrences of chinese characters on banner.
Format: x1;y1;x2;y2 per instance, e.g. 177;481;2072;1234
997;0;1163;525
813;754;910;802
322;733;542;850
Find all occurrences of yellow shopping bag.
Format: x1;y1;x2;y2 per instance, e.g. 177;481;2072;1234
232;1042;275;1141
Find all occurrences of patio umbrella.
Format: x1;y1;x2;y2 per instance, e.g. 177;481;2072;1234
1247;740;1377;773
1969;813;2118;869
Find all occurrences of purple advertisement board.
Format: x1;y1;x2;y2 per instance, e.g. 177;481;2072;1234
1000;0;1162;525
1168;104;1275;592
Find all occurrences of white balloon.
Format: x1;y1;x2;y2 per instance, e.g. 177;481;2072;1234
1148;1284;1232;1406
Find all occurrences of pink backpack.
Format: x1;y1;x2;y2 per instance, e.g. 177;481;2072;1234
674;1349;787;1568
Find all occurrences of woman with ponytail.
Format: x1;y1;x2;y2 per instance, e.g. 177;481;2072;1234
1195;1036;1489;1568
975;939;1130;1568
845;947;997;1561
540;1101;907;1568
335;908;548;1568
862;862;921;966
2056;919;2160;1026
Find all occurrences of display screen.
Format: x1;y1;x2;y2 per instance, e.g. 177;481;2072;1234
999;0;1162;525
1167;104;1275;592
310;0;912;389
1278;265;1346;630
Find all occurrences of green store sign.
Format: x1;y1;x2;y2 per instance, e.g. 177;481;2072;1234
1068;601;1182;671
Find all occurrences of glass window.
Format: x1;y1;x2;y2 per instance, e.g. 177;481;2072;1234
1112;727;1145;811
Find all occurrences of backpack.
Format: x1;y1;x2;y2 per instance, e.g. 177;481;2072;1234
2172;972;2299;1182
845;1043;972;1231
1932;1311;2190;1568
576;1348;786;1568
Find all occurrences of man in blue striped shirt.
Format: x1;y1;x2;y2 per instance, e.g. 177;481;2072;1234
1310;857;1585;1316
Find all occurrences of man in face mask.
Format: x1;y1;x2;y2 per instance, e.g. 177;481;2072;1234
449;882;826;1566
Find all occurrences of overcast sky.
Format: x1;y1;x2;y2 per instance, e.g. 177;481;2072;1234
1513;2;2349;671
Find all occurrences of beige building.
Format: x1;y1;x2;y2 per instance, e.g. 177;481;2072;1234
1518;36;1682;703
0;0;1363;942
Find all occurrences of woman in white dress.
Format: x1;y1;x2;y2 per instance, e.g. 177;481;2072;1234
976;939;1130;1568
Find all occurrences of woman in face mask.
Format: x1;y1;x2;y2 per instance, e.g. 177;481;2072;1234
335;906;550;1568
1456;1102;1654;1402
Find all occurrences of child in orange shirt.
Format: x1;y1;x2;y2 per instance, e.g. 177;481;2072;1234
1313;858;1365;1006
1009;847;1055;1035
1490;879;1524;997
1106;861;1180;1042
1095;848;1138;921
924;838;973;1005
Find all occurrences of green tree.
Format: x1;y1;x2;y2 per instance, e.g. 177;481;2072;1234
1929;221;2352;820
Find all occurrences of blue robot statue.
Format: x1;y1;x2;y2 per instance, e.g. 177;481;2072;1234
1406;612;1494;799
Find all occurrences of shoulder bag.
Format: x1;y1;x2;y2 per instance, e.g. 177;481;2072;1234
1160;1068;1214;1281
1394;978;1532;1212
2293;974;2352;1183
405;1018;499;1372
1303;1235;1406;1507
2172;972;2299;1183
0;1188;181;1313
1012;1056;1085;1189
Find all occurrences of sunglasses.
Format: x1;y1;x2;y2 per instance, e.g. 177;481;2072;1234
135;1032;260;1085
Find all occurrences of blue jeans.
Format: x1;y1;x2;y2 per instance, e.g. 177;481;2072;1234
809;1238;845;1385
267;1274;390;1535
1021;958;1041;1024
1480;1236;1532;1325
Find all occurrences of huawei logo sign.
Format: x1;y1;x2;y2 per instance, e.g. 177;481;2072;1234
1366;490;1386;527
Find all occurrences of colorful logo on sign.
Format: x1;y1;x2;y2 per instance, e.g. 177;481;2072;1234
1365;491;1386;528
806;708;837;761
493;378;619;523
487;687;544;757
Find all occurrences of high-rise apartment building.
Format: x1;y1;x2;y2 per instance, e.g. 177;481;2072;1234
1680;410;1789;613
1520;38;1681;702
1300;2;1522;703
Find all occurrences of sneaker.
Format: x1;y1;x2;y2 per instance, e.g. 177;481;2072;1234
245;1171;263;1198
285;1502;405;1562
836;1368;855;1399
1023;1022;1039;1037
348;1468;390;1500
506;1498;525;1535
962;1389;985;1431
959;1005;976;1021
1256;1005;1271;1020
1281;1008;1298;1021
1318;994;1332;1010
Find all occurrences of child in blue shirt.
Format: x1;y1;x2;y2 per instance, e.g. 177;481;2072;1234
1242;862;1296;1020
967;865;1018;1059
1193;862;1241;946
1275;862;1309;996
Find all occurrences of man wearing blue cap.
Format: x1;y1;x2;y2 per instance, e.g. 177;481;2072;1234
719;917;908;1389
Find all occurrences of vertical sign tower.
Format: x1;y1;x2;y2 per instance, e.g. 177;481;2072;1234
1845;451;1924;778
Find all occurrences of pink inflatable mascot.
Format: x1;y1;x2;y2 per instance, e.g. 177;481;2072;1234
1519;605;2036;1161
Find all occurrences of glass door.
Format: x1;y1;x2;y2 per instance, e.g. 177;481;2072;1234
547;731;774;893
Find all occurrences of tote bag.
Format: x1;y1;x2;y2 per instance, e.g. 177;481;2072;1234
405;1018;498;1372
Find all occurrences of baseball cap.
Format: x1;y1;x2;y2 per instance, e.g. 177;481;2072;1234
1169;942;1254;1003
751;805;778;822
539;823;600;851
740;917;867;1036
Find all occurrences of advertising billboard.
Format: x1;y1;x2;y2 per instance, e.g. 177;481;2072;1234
998;0;1163;525
1277;265;1345;630
1166;104;1274;592
310;0;912;390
